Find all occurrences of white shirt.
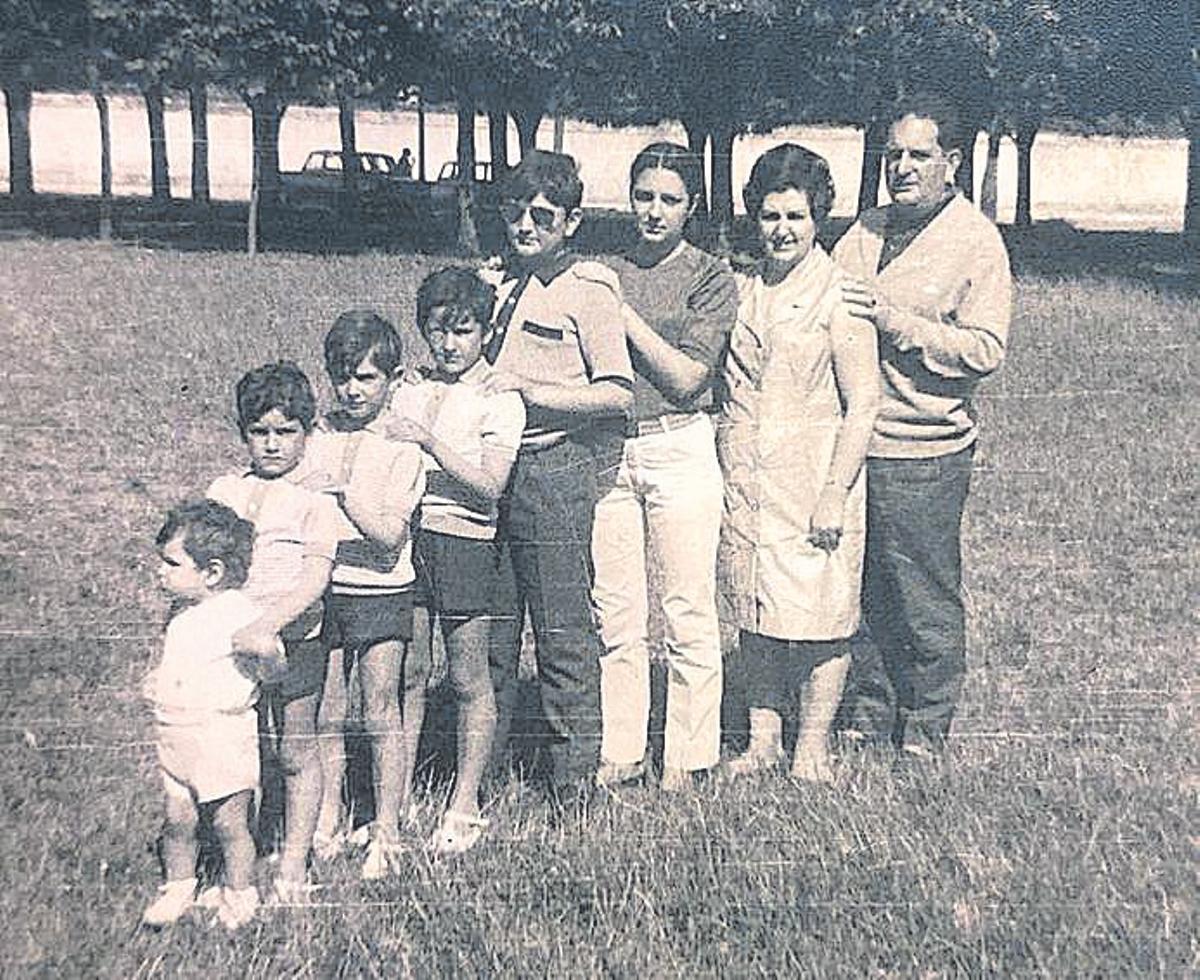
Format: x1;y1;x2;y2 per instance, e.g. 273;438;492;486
207;470;343;604
292;427;424;593
388;362;524;540
148;590;260;721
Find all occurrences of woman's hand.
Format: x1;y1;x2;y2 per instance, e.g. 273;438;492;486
808;484;847;553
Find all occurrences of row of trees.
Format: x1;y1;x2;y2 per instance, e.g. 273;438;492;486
2;0;1197;250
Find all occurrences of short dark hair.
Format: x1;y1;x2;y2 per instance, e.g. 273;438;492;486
416;266;496;336
629;141;705;209
742;143;836;223
156;499;255;590
235;361;316;435
496;149;583;211
889;91;967;153
323;310;403;384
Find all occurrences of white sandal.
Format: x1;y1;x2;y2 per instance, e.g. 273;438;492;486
429;810;489;856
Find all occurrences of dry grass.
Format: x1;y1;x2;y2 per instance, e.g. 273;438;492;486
0;240;1195;977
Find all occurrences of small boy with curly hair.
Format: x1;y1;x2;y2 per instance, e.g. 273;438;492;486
141;499;262;930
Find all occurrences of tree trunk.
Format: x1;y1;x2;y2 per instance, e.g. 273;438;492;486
250;94;284;205
683;120;709;220
455;90;479;255
957;127;976;201
4;82;34;199
487;107;508;173
1181;0;1198;236
338;93;358;217
93;87;112;240
980;122;1002;221
1015;118;1036;228
553;114;565;153
144;83;171;203
190;80;209;205
248;130;260;256
247;93;285;253
1187;112;1200;238
512;107;542;159
857;116;886;213
710;120;734;251
417;91;427;181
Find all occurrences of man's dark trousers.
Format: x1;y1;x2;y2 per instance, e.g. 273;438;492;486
844;444;975;752
494;436;617;794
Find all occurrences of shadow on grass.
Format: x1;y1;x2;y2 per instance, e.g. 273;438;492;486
3;193;1195;291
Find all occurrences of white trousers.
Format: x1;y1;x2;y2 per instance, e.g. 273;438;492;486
592;413;724;772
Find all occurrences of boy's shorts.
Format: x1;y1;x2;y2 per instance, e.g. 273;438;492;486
267;601;329;703
322;589;414;649
157;710;259;804
414;529;517;616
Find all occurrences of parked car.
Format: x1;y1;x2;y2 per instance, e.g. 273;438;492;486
278;150;414;218
276;150;502;248
425;160;503;247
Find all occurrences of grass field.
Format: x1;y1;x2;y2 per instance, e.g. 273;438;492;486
0;238;1195;977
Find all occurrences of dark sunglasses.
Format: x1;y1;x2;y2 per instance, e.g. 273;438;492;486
499;200;560;231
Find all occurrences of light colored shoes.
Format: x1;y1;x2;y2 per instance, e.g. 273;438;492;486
660;766;712;792
595;759;646;790
141;876;198;928
361;829;404;881
312;829;348;863
429;810;489;856
789;751;835;784
265;875;319;907
194;885;224;911
900;742;937;762
216;886;259;930
722;747;785;778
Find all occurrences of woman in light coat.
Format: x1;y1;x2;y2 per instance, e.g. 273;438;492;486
719;144;879;782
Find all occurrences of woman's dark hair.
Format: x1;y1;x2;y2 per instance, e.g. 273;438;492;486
629;141;705;208
742;143;836;224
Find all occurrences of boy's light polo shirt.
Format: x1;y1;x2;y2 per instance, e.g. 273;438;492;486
388;361;525;541
486;253;633;451
290;427;424;594
149;589;261;721
207;470;342;606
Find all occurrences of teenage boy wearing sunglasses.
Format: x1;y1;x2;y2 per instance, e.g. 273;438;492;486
481;150;633;812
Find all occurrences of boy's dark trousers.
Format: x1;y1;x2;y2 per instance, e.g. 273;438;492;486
840;445;975;752
493;436;617;794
